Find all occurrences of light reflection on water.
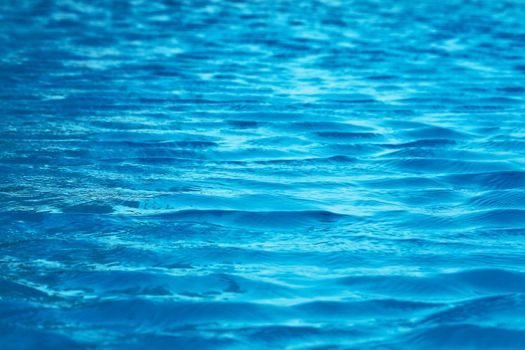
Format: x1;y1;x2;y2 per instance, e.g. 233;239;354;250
1;0;525;349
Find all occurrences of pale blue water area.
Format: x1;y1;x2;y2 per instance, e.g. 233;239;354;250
1;0;525;349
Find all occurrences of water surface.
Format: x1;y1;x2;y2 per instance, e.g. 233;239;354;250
1;0;525;349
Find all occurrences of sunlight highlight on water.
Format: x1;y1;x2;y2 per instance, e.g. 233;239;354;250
1;0;525;349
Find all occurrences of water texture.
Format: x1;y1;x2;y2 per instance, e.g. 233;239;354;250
1;0;525;349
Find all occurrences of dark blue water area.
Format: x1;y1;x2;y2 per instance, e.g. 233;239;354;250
1;0;525;349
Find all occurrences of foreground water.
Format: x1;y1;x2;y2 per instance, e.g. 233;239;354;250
1;0;525;349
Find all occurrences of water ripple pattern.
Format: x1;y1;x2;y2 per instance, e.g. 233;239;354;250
1;0;525;349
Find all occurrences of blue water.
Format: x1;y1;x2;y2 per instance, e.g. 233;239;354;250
1;0;525;349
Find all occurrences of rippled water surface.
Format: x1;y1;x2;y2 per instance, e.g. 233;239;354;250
2;0;525;349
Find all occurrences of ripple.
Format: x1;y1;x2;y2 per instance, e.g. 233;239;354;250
146;209;354;229
0;326;81;350
2;0;525;348
468;190;525;209
66;299;290;327
399;324;525;350
443;171;525;190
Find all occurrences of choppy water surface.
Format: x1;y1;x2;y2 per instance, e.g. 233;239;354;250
2;0;525;349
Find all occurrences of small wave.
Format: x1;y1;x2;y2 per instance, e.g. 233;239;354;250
382;158;513;174
463;209;525;227
66;299;290;327
401;126;472;140
103;335;238;350
315;131;380;140
362;177;444;189
419;294;525;326
294;299;438;320
280;121;372;132
336;269;525;300
398;324;525;350
467;190;525;209
137;193;322;212
253;155;356;165
146;209;354;229
44;270;295;300
0;325;81;350
443;171;525;189
0;280;49;299
382;139;457;149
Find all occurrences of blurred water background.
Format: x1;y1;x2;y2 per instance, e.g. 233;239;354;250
1;0;525;349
